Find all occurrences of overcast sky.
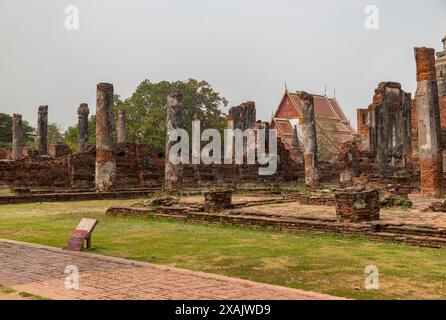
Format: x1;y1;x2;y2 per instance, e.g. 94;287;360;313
0;0;445;130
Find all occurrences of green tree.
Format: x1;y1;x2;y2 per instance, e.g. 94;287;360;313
0;113;35;148
115;78;228;150
48;123;64;145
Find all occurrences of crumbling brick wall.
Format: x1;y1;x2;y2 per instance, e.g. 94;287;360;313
182;138;302;187
49;143;72;158
336;140;420;193
0;143;165;190
0;155;70;189
181;138;340;188
68;146;96;189
227;102;256;130
115;143;140;189
136;144;165;187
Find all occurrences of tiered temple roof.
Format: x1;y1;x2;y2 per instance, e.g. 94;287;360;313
271;90;356;157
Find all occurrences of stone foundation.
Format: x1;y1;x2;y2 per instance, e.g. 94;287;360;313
0;189;157;205
107;203;446;248
204;190;232;212
335;188;380;222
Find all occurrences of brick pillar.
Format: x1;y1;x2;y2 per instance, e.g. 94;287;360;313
298;91;319;187
338;140;360;187
289;125;303;164
357;109;370;151
77;103;89;152
165;89;184;194
95;83;116;192
410;99;419;163
117;109;128;143
415;47;443;197
228;101;256;130
12;114;23;160
36;105;48;155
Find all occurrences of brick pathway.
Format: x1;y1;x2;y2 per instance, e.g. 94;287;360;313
0;239;340;300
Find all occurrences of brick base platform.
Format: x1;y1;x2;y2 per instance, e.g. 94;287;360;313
107;203;446;248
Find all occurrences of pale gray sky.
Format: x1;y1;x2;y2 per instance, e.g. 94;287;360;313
0;0;445;130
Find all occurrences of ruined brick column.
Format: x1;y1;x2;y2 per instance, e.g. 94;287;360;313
361;82;413;171
117;109;128;143
227;101;256;130
415;47;443;197
289;125;303;164
357;109;370;152
337;140;360;187
95;83;116;192
298;91;319;187
165;89;184;194
36;105;48;155
77;103;89;152
292;125;299;147
12;114;23;160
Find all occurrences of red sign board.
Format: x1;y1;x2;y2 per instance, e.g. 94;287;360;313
64;218;98;251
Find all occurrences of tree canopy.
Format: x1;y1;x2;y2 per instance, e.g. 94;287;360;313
48;123;64;145
64;79;228;151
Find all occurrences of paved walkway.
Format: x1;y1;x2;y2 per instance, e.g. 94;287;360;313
0;239;340;300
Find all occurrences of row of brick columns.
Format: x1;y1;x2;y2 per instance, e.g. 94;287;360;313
10;83;130;192
9;44;445;195
12;106;48;160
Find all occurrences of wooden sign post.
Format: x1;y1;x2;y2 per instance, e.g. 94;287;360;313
64;218;99;251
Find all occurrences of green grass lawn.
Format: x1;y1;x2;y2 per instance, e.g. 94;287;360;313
0;199;445;300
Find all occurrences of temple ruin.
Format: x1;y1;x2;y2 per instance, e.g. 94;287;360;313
1;36;446;248
1;36;446;196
